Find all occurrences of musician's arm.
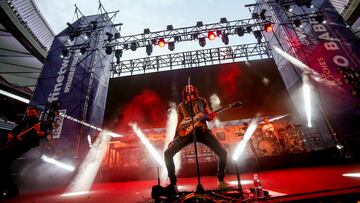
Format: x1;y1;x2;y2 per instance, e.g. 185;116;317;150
10;122;25;141
175;105;183;130
203;98;216;121
33;123;46;137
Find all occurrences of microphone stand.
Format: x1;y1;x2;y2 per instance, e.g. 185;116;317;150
187;80;204;193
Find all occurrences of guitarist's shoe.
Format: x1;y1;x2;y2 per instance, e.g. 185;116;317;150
217;180;231;190
166;183;179;195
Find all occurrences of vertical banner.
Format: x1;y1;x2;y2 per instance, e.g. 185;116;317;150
255;0;360;147
31;14;115;158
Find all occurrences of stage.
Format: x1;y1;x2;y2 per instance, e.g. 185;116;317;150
3;163;360;202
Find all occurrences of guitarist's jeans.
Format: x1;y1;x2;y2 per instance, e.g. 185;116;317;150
164;128;227;185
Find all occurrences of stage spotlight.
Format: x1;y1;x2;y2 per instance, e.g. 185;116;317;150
264;23;273;32
66;22;74;29
305;1;313;8
144;28;150;34
315;15;326;24
90;21;98;30
146;44;153;56
294;19;302;28
115;49;123;59
192;33;199;40
196;21;203;27
158;38;166;47
199;37;206;47
296;0;313;7
246;26;252;33
208;31;216;40
253;31;262;43
252;13;259;19
174;36;181;42
221;33;229;45
130;42;138;51
260;9;267;20
68;35;75;42
85;32;91;39
236;27;245;36
114;32;120;40
80;47;86;55
216;30;222;37
167;25;173;31
284;5;293;12
105;32;113;41
123;43;129;50
168;42;175;51
220;17;227;23
105;46;112;55
61;49;69;58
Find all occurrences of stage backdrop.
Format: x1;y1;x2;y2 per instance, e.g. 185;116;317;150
104;59;293;131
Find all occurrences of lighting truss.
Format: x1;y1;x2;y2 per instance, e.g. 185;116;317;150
105;18;271;50
111;42;270;77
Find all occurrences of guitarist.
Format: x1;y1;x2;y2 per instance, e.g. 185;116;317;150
0;106;45;200
164;85;228;192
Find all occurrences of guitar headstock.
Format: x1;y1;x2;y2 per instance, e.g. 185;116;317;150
229;101;242;108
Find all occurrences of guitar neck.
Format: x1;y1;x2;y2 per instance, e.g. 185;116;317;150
214;105;232;114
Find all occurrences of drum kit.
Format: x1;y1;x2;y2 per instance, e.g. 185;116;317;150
252;124;306;157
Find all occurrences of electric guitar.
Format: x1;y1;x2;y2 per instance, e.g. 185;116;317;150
177;101;242;137
6;102;60;145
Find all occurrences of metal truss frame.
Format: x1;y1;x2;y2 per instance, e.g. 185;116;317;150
111;42;270;77
105;17;271;50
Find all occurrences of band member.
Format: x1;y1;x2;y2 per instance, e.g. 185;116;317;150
0;106;45;200
262;118;284;153
261;118;275;137
164;85;228;192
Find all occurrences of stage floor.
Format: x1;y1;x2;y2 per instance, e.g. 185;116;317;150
3;164;360;202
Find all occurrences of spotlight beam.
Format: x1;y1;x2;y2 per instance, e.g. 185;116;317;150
232;117;259;161
303;75;312;127
41;155;75;171
0;89;30;104
130;122;164;166
272;46;339;89
59;113;122;138
67;131;111;192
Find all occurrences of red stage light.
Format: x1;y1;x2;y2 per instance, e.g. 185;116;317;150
264;23;273;32
158;38;165;47
208;31;216;40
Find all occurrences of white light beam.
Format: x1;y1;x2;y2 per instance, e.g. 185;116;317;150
41;155;75;171
130;122;164;166
0;89;30;104
303;75;312;128
232;118;258;161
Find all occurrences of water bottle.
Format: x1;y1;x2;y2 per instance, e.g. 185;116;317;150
253;174;259;188
253;174;264;198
